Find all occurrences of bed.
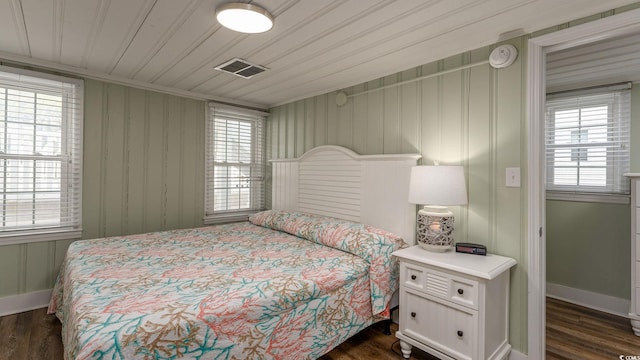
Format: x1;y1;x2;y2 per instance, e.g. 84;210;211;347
48;145;421;359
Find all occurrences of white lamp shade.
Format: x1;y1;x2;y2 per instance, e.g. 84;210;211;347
216;3;274;33
408;165;467;206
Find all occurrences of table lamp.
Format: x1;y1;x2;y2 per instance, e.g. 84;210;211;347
408;165;467;252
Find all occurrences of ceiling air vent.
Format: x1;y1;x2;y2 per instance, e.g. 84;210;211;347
214;58;267;79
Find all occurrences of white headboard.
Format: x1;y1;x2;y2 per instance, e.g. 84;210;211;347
270;145;421;245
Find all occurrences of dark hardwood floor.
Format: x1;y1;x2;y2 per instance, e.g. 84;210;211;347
0;298;638;359
546;297;640;360
0;307;63;360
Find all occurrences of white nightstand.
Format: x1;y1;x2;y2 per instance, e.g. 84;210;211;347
392;246;516;360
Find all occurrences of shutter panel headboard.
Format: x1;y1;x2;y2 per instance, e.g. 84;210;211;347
270;145;421;245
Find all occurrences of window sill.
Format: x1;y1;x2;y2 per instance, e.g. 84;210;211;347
546;191;630;204
0;228;82;246
204;210;263;225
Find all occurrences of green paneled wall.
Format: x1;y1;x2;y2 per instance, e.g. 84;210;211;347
0;79;206;297
267;39;529;351
546;200;632;299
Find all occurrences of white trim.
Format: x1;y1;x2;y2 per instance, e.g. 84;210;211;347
508;349;527;360
0;64;83;86
208;102;270;117
269;145;422;163
0;229;82;246
546;192;630;204
527;8;640;360
203;211;257;225
0;289;52;316
527;31;547;360
0;50;268;111
546;282;630;318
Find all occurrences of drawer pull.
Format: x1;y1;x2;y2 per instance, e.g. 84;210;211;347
457;288;464;295
410;312;416;318
411;275;417;280
457;330;464;337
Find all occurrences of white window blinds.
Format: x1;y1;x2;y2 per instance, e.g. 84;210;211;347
205;104;265;223
545;84;631;195
0;66;83;243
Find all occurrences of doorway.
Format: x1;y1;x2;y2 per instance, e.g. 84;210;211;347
527;8;640;359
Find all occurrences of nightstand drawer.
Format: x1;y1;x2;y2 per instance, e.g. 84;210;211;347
401;261;479;310
402;291;476;360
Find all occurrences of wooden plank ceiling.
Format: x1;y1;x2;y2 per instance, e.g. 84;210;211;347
0;0;637;109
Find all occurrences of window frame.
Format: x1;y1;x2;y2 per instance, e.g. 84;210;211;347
545;84;631;203
0;66;83;245
204;104;266;224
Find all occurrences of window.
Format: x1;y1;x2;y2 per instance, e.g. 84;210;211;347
0;66;83;244
545;84;630;200
204;104;265;223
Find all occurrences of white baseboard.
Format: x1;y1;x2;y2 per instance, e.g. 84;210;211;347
509;349;527;360
0;289;52;317
546;282;630;318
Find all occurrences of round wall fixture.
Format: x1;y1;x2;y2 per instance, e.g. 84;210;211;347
489;44;518;69
335;91;348;106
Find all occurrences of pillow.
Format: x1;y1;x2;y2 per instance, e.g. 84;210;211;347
249;210;408;316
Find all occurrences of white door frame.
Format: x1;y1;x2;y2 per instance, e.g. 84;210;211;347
527;8;640;359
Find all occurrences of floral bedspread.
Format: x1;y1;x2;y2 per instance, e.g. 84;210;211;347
48;211;407;360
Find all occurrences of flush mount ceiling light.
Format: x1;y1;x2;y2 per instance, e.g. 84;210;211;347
216;2;273;34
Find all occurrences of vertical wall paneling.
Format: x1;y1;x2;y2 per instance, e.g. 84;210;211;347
24;242;50;292
441;57;463;164
314;95;327;147
286;103;296;158
496;38;526;349
126;88;147;235
458;63;470;244
83;80;105;240
18;245;26;293
304;98;315;153
326;93;338;145
467;62;492;246
419;60;441;165
269;107;278;159
182;100;204;228
266;42;528;352
337;91;353;149
295;101;305;157
53;239;74;282
0;245;20;296
383;74;400;153
351;84;367;155
494;39;524;260
366;79;383;155
164;96;183;230
400;69;420;154
0;79;206;301
104;84;126;236
277;106;286;159
145;92;166;232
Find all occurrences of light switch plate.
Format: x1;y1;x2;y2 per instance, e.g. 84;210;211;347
506;167;520;187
